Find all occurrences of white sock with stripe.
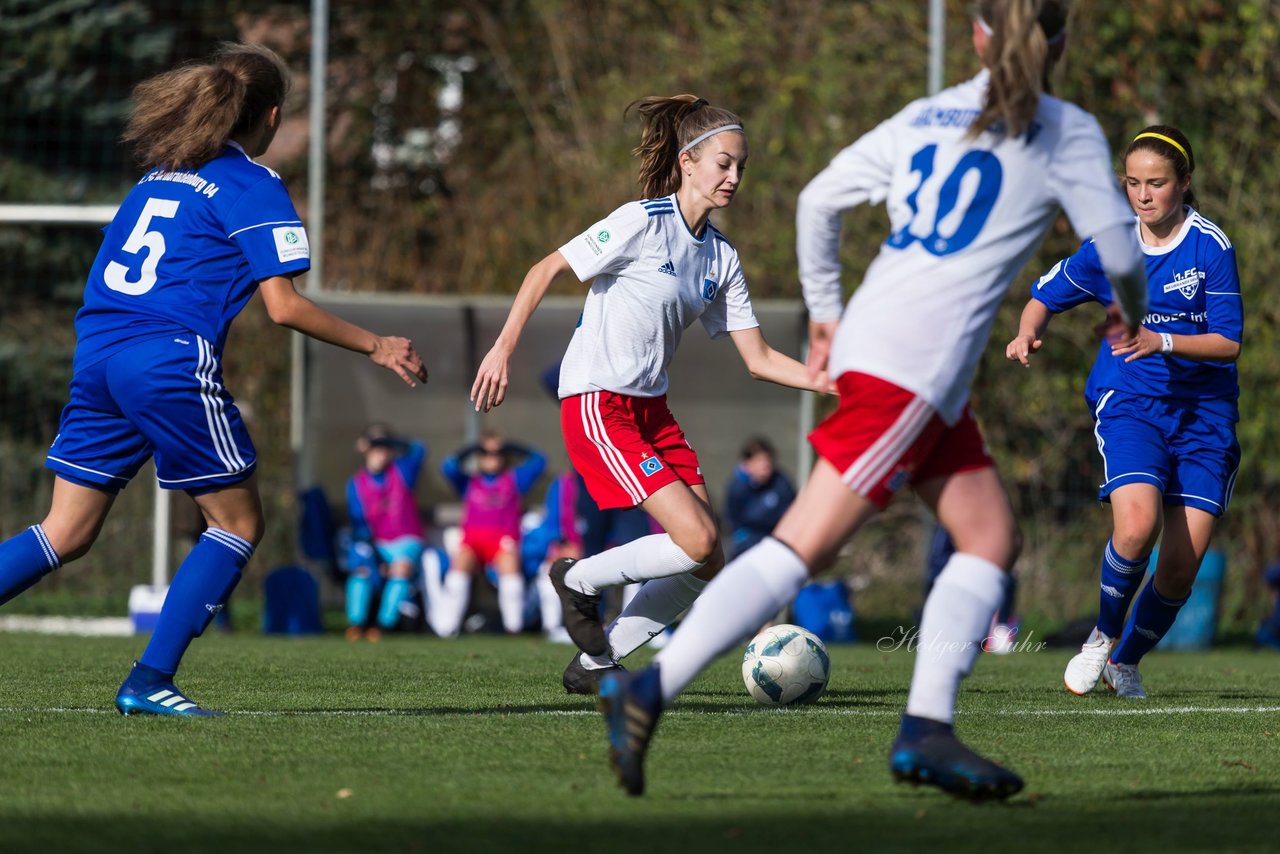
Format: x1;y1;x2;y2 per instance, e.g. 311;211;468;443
563;534;702;596
905;553;1008;724
579;572;709;669
654;537;809;704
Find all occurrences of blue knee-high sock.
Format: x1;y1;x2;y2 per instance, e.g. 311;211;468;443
1096;539;1150;639
346;572;379;627
1112;580;1189;665
0;526;62;606
139;528;252;676
377;577;412;629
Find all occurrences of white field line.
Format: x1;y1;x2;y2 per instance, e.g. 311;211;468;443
1;705;1278;719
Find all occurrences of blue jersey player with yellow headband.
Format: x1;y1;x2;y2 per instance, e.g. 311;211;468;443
1006;125;1241;699
0;44;427;716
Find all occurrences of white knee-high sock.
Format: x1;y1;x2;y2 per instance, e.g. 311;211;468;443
905;553;1008;724
654;538;809;704
579;573;708;669
536;562;561;631
564;533;702;595
497;573;525;634
434;569;471;638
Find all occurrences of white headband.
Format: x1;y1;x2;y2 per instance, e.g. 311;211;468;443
679;124;743;154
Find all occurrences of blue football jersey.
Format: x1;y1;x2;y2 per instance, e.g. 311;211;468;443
1031;208;1241;419
73;142;310;372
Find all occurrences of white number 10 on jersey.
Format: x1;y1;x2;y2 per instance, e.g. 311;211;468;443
103;197;180;295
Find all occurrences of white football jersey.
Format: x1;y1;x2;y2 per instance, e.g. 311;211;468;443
557;194;759;398
798;70;1135;424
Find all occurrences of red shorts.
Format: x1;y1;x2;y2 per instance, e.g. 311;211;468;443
460;528;518;565
560;391;703;510
809;372;993;510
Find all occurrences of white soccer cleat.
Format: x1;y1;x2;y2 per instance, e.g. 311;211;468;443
1063;627;1113;695
1103;660;1147;699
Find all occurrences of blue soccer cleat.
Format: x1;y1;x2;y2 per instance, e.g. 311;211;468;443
114;662;223;717
599;665;663;796
889;714;1023;801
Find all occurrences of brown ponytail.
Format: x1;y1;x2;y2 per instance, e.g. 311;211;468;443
969;0;1069;139
123;43;291;172
626;95;745;199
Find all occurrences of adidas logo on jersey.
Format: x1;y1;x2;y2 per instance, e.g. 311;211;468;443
657;259;677;277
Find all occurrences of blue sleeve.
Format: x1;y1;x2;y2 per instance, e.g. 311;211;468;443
440;454;470;497
1204;245;1243;343
1030;240;1112;313
226;176;310;281
514;449;547;494
345;478;371;542
394;441;427;489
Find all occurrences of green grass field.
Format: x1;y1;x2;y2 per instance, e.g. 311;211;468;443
0;631;1276;853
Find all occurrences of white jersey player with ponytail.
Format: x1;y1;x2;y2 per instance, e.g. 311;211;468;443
470;95;829;696
600;0;1150;801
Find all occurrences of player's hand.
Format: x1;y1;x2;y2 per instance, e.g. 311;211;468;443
1005;333;1042;367
1094;303;1141;345
806;319;838;382
1109;325;1161;363
471;344;511;412
370;336;427;387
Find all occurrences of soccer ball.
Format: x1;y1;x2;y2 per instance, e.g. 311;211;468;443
742;624;830;706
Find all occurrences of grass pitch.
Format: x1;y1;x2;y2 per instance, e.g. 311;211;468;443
0;631;1276;853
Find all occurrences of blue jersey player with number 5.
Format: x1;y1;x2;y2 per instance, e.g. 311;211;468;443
599;0;1151;801
0;44;426;716
1007;125;1241;700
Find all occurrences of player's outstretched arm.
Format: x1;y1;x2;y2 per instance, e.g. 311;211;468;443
729;325;835;394
1005;298;1054;367
259;275;427;387
471;251;572;412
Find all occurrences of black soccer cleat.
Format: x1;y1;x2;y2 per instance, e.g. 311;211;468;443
889;714;1024;802
599;665;663;797
549;557;607;656
563;653;626;696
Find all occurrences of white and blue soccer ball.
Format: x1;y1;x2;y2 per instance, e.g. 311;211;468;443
742;623;830;706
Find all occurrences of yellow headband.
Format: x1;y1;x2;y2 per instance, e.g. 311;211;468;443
1133;132;1190;167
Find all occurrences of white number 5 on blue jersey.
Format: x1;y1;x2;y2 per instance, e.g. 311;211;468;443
104;197;180;295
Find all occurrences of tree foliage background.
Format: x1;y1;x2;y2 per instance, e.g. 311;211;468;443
2;0;1277;630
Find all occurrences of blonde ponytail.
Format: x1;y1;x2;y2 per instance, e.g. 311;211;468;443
969;0;1068;139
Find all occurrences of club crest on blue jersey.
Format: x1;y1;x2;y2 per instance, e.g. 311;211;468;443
1163;267;1202;299
701;278;719;301
639;456;665;477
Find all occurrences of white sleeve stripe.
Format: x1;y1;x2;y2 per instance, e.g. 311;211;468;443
1205;291;1240;296
1061;266;1094;297
1188;220;1229;251
227;220;303;239
1190;214;1232;248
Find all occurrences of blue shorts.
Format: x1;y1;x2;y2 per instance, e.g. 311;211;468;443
47;334;256;494
375;536;426;567
1091;390;1239;517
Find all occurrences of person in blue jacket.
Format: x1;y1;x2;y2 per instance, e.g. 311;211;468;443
343;425;428;641
724;437;796;560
